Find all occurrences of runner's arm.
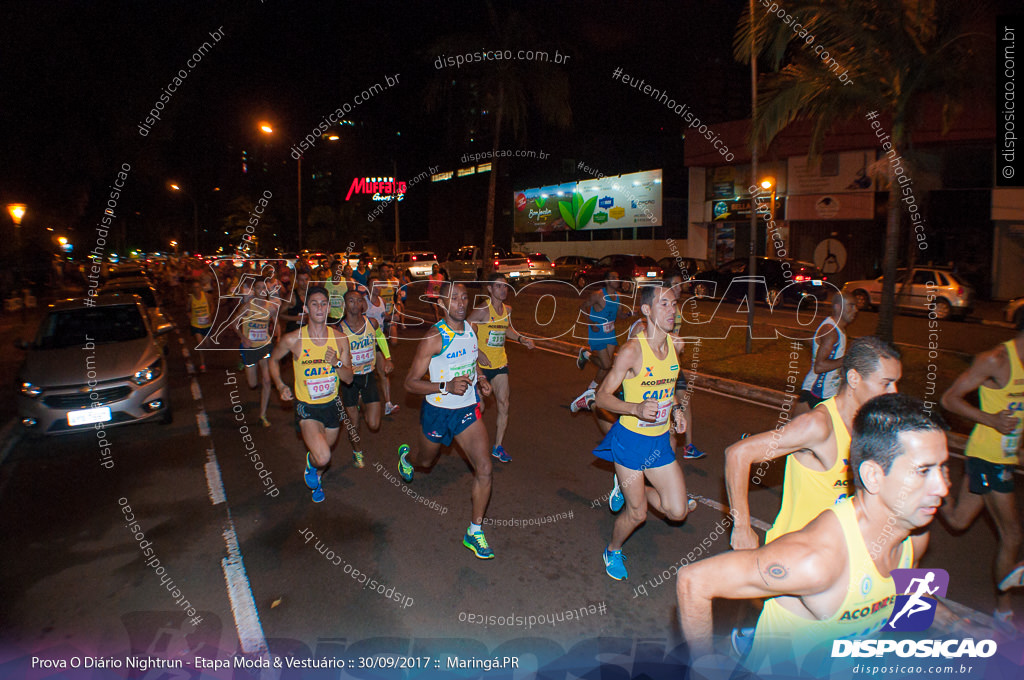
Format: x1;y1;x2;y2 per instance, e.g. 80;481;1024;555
269;331;296;396
811;325;842;374
403;329;445;395
677;527;838;660
941;348;1019;434
333;333;354;385
593;340;646;417
724;410;830;549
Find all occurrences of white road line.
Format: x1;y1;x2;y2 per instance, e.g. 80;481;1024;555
191;379;202;402
196;410;211;437
689;493;772;532
204;450;226;506
221;518;268;654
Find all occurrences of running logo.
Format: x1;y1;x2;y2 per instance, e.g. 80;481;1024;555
884;568;949;632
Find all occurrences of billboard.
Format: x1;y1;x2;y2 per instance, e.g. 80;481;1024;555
514;169;662;234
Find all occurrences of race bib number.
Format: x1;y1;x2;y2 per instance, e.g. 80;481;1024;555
487;330;506;348
330;297;344;309
305;376;337;400
638;400;672;428
195;314;210;326
602;321;614;333
450;359;476;379
249;327;269;342
352;347;375;374
1003;430;1022;456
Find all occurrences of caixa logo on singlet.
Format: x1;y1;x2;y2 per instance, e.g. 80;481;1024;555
884;568;949;632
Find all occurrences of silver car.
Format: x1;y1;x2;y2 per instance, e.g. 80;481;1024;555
842;267;974;320
16;295;174;434
393;251;439;279
514;252;555;281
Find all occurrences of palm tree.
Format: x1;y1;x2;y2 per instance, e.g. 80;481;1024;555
424;1;572;270
734;0;987;341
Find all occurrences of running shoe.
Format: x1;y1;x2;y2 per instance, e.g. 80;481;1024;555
352;451;365;468
398;444;413;482
311;484;325;503
730;627;755;658
688;498;698;512
576;347;590;370
681;444;706;460
999;563;1024;591
303;453;320;490
463;531;495;559
491;445;511;463
259;415;271;428
384;401;400;416
609;474;625;513
603;548;628;580
569;388;596;413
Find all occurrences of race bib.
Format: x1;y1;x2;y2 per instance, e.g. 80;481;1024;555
602;321;615;333
195;314;210;326
450;359;476;379
638;400;672;428
330;297;344;309
352;347;375;374
305;376;336;400
1003;430;1022;456
249;327;269;342
487;330;506;348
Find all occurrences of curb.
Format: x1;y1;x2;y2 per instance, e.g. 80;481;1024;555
531;336;970;452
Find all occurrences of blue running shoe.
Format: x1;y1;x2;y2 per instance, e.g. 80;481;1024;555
463;531;495;559
609;474;625;513
681;444;707;460
603;548;628;580
311;484;325;503
731;627;755;657
491;445;511;463
304;453;320;490
398;444;413;483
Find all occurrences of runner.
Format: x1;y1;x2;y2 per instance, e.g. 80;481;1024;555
724;336;901;653
324;263;348;325
426;264;444;322
268;286;354;503
667;274;705;460
570;271;630;412
338;289;393;469
795;292;857;415
187;279;214;372
678;393;951;673
467;273;535;463
363;275;398;417
236;278;280;428
397;281;495;558
280;269;311;333
939;328;1024;631
378;263;399;340
593;280;691;580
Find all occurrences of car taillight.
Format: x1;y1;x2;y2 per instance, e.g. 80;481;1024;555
526;259;532;265
494;260;500;266
411;255;417;261
794;275;809;282
956;286;963;296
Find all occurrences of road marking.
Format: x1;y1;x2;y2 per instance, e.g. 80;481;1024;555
204;449;226;506
196;410;211;436
221;517;268;654
689;493;772;532
191;379;202;401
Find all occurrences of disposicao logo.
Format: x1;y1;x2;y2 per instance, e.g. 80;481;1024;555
884;568;948;632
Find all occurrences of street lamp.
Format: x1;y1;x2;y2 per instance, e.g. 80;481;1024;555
169;183;199;254
760;177;777;254
259;121;304;252
7;204;27;278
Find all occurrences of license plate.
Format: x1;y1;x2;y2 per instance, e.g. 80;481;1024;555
68;406;112;426
509;272;520;277
811;280;822;286
646;271;656;277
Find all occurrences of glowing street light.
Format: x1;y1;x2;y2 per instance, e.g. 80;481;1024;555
260;121;304;250
7;203;26;225
169;183;199;253
259;122;274;134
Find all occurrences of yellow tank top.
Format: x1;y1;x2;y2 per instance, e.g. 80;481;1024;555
189;291;212;328
240;298;273;346
380;278;398;314
341;316;376;376
767;397;852;543
619;332;679;436
965;340;1024;464
325;280;347;321
476;299;510;370
747;498;914;674
292;325;343;404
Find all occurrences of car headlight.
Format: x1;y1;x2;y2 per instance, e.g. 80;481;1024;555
20;381;42;398
132;359;164;386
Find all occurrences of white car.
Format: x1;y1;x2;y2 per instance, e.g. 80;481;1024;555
513;252;555;281
842;267;974;320
393;251;439;279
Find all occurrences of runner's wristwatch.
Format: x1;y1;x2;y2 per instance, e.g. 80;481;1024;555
438;381;447;395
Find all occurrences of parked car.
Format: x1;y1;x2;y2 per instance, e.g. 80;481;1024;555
15;295;174;434
657;256;706;280
392;251;439;279
572;254;663;293
513;252;555;281
691;257;827;305
552;255;597;282
98;279;174;347
492;251;533;283
841;266;974;320
1005;298;1024;329
444;245;490;280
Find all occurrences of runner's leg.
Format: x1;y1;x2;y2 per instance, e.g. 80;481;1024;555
643;461;690;521
984;490;1023;614
453;419;493;525
491;373;510;447
609;462;648;551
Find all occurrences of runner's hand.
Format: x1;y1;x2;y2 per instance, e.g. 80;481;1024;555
636;398;659;422
449;375;472;396
478;376;492;397
520;336;535;350
989;410;1020;435
382;358;394;375
730;525;759;551
324;346;338;368
672;407;687;433
278;385;294;401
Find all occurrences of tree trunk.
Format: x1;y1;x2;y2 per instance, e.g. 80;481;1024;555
482;83;504;275
876;157;901;343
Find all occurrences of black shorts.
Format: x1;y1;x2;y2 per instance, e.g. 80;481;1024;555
967;457;1015;495
340;373;380;407
482;365;509;381
797;389;825;408
190;325;211;337
294;399;341;431
240;344;271;367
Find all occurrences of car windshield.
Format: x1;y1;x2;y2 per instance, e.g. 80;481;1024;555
634;256;658;267
103;287;157;308
529;254;551;262
36;304;148;349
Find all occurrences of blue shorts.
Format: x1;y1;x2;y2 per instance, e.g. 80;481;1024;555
593;421;675;471
421;401;481;447
589;336;618;353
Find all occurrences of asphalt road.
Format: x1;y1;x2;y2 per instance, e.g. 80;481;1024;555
1;308;1021;675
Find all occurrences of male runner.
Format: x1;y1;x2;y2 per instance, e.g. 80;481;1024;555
397;281;495;558
363;276;397;416
940;328;1024;630
667;273;705;460
678;394;950;673
338;289;393;468
237;279;280;428
593;281;691;580
268;286;353;503
467;273;535;463
187;279;215;372
570;271;630;412
280;269;311;333
324;263;348;325
795;292;857;415
726;336;902;550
